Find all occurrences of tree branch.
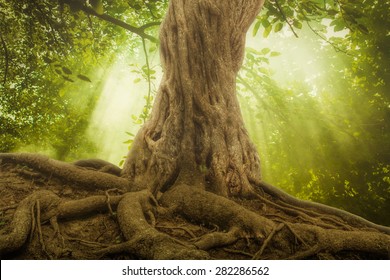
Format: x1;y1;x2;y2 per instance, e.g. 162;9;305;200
273;0;299;38
0;32;8;86
79;5;159;43
295;2;350;55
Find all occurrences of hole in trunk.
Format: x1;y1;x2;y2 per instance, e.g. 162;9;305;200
152;132;161;141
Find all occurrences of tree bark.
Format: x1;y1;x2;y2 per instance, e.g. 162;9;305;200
122;0;265;197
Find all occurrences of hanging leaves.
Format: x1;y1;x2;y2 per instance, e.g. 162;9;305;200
274;22;283;33
62;76;74;83
42;56;53;64
293;20;302;29
77;74;92;82
252;20;262;37
263;25;272;38
61;66;72;75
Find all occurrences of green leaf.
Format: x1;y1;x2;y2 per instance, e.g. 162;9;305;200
274;22;283;33
263;25;272;38
327;9;339;16
43;56;53;64
262;19;270;28
77;74;92;82
357;24;369;34
252;21;261;37
246;52;255;60
270;51;281;57
62;66;72;75
293;20;302;29
133;78;141;83
62;76;74;82
261;48;271;55
334;24;345;32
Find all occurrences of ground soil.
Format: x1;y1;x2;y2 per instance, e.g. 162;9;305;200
1;162;387;260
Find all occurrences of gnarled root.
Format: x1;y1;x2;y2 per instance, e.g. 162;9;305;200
160;184;275;250
259;181;390;235
0;153;133;191
110;190;210;259
0;190;124;257
1;155;389;259
286;223;390;259
159;184;390;259
0;190;60;255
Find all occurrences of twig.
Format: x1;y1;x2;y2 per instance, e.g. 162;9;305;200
105;189;117;218
29;202;37;242
50;216;65;248
274;0;299;38
252;223;284;259
36;199;52;259
0;204;18;212
284;222;307;246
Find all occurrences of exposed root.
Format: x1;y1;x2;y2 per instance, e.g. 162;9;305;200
93;239;149;259
1;154;389;260
223;248;254;258
0;190;60;255
54;195;123;220
68;237;109;248
259;181;390;234
284;222;307;247
35;199;52;259
155;225;197;239
105;189;124;218
29;202;36;242
287;245;320;260
194;227;240;250
0;189;124;256
253;223;284;259
116;190;210;259
277;200;354;231
73;159;122;176
311;224;389;255
253;192;340;230
160;184;275;244
49;216;65;248
0;204;18;212
0;153;134;191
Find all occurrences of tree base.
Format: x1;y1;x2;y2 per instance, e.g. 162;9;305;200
0;153;389;260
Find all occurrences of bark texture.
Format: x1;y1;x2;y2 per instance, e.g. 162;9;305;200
122;0;265;196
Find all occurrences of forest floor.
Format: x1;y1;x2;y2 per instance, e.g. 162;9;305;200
0;162;386;260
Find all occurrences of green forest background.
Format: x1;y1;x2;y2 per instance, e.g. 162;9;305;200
0;0;389;225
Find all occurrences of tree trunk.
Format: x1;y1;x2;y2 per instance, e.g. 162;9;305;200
122;0;265;197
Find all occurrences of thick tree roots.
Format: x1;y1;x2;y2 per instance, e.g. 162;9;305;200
0;153;389;259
